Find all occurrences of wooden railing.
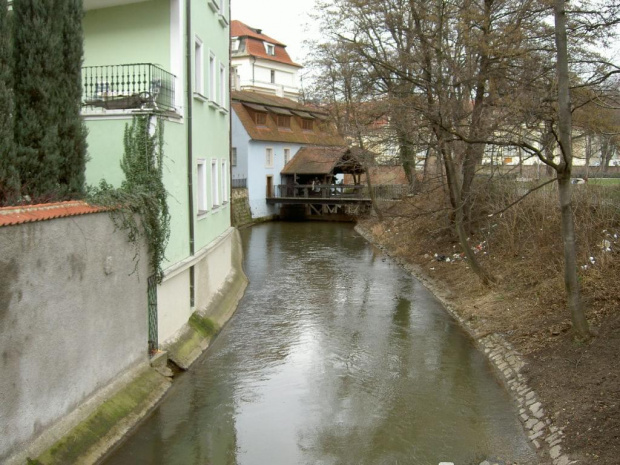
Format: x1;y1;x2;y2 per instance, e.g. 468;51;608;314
272;184;413;200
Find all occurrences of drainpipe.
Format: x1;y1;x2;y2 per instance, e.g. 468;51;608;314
185;0;195;306
252;56;256;87
229;0;233;226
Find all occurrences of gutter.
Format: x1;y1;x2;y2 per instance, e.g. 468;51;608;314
185;0;195;305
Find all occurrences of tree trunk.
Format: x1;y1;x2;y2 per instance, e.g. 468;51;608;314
397;130;417;191
364;166;383;221
554;0;591;339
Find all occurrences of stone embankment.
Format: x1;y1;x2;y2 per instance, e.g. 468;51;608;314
355;224;574;465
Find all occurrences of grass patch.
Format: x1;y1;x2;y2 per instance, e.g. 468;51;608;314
588;178;620;186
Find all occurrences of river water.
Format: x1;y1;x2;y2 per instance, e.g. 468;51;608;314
103;222;536;465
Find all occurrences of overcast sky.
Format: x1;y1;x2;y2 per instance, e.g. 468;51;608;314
230;0;319;67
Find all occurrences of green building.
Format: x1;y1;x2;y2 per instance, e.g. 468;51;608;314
82;0;246;357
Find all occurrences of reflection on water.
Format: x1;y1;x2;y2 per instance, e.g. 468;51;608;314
104;222;536;465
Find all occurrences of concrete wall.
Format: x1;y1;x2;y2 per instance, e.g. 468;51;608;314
231;188;252;227
164;227;248;369
157;227;241;347
0;213;149;464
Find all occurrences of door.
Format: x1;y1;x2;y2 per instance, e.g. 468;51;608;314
266;175;273;198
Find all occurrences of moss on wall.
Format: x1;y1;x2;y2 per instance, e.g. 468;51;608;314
32;368;170;465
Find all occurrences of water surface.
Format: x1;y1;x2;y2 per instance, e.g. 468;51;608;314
104;222;535;465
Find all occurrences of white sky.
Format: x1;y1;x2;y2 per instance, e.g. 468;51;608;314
230;0;319;67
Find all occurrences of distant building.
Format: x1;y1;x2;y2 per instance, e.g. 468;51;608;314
231;90;346;220
230;20;302;101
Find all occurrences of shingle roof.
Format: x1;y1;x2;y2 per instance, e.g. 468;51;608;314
231;20;302;68
232;91;346;146
281;146;367;175
0;201;108;227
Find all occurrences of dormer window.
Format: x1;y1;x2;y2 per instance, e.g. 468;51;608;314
264;43;275;56
301;119;313;131
231;38;239;52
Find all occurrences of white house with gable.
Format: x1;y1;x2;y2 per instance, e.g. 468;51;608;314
230;20;302;101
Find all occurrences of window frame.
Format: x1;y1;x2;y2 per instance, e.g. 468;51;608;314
264;42;275;56
211;158;219;208
265;147;274;168
194;36;204;95
209;52;217;102
221;160;228;203
283;147;291;164
219;63;226;107
197;159;208;214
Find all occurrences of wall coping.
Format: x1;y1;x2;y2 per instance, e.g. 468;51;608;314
0;201;107;227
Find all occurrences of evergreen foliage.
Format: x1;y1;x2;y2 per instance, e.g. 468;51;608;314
0;0;19;204
11;0;87;202
12;0;62;201
88;116;170;282
55;0;88;197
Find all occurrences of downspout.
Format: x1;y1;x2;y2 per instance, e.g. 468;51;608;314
229;0;233;226
185;0;195;306
252;56;256;87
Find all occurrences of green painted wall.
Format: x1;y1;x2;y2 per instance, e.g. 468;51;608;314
83;0;231;268
190;0;231;249
83;0;170;68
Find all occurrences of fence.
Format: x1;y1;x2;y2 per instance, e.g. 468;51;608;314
82;63;176;112
232;178;247;189
273;184;413;200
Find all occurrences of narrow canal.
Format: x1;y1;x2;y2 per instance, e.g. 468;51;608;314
104;222;536;465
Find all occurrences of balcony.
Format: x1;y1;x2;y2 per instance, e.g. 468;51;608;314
82;63;176;113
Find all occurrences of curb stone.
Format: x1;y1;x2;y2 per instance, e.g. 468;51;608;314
354;224;575;465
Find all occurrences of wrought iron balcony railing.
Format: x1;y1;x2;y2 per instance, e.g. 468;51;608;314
82;63;176;112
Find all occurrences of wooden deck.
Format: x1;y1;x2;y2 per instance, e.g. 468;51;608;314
266;184;372;205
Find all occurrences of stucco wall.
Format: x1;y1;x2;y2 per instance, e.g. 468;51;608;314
0;212;149;463
247;141;303;219
158;227;241;347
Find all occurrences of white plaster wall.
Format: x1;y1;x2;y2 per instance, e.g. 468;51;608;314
247;141;303;219
0;213;149;463
157;268;192;344
231;110;251;181
194;228;234;311
232;56;300;91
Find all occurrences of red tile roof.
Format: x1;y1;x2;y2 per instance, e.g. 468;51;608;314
0;201;108;227
232;90;346;146
231;20;302;68
231;20;285;46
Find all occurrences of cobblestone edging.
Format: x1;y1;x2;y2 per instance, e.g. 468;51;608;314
353;225;574;465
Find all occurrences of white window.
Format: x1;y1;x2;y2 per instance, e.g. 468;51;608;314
264;43;275;56
197;159;207;214
209;52;216;101
265;148;274;168
231;38;239;52
211;159;219;207
270;69;275;84
284;148;291;164
194;37;204;95
221;160;228;203
231;147;237;166
219;64;226;106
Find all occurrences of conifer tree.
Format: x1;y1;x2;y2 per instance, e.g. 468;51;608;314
0;0;19;204
56;0;87;197
13;0;63;201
